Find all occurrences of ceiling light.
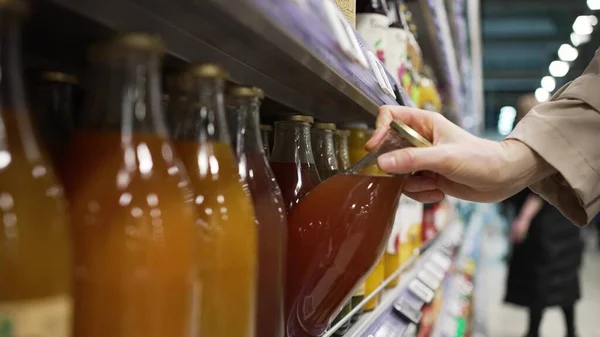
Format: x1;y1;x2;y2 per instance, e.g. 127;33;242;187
535;88;550;102
573;15;594;35
589;15;598;26
541;76;556;92
549;60;570;77
497;106;517;136
588;0;600;10
558;44;579;62
571;33;582;46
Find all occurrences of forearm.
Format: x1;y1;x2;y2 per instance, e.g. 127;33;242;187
499;139;556;192
517;194;544;222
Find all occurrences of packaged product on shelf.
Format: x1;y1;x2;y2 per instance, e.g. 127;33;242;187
63;33;198;337
285;121;430;337
171;64;257;337
225;86;286;337
0;2;72;336
260;124;273;156
384;195;423;288
356;0;390;63
334;129;351;171
35;71;78;166
422;203;438;243
333;0;356;26
350;283;366;322
270;115;321;213
311;122;340;180
418;65;443;112
385;0;409;87
364;257;385;311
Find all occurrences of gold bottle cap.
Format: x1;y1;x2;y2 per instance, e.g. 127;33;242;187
229;85;258;97
314;122;336;130
339;122;368;130
41;71;78;85
253;87;265;100
0;0;29;16
92;32;165;61
188;63;228;79
279;114;314;124
335;129;350;137
260;124;272;132
389;120;432;148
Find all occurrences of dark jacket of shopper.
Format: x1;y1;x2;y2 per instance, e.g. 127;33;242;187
504;189;583;308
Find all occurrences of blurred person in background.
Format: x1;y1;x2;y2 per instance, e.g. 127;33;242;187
500;94;583;337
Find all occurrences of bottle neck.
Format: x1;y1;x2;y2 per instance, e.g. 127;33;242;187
0;12;44;166
271;120;315;164
225;95;264;156
82;52;169;139
174;76;230;144
311;128;339;179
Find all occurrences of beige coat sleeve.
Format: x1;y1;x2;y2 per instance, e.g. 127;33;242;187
508;49;600;226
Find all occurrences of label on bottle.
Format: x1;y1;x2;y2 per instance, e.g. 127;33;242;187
356;13;390;63
333;0;356;26
385;27;408;87
0;295;72;337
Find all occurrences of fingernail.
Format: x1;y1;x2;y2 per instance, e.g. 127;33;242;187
378;154;396;170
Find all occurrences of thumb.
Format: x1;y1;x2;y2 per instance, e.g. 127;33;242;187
377;145;455;176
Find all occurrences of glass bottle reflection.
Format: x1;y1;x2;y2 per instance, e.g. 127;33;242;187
225;86;286;337
0;2;72;336
61;33;198;337
171;64;257;337
310;122;339;180
270;115;321;213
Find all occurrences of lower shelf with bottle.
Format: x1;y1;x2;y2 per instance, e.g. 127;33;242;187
319;219;465;337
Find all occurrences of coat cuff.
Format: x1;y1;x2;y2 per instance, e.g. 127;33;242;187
508;113;597;226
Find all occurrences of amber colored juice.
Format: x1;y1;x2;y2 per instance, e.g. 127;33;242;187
286;173;405;336
270;162;321;213
0;110;71;335
62;131;198;337
240;152;287;337
175;140;257;337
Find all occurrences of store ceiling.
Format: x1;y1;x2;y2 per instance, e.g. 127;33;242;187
482;0;591;130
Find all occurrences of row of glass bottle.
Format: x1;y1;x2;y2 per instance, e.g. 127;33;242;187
0;3;379;335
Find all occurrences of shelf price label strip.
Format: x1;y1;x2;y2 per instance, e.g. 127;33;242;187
325;220;464;337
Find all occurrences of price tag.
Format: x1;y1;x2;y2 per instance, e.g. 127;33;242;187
424;261;445;280
373;57;397;99
366;50;388;93
418;269;442;290
403;323;417;337
431;252;452;271
408;279;435;303
337;10;369;68
323;0;353;58
393;296;422;324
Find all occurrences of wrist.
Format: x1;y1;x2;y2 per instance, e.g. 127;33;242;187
499;139;555;190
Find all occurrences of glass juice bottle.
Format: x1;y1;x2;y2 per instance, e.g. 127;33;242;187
311;122;339;180
225;86;286;337
171;64;257;337
270;115;321;213
260;124;272;157
62;33;198;337
0;2;72;336
334;129;351;171
286;121;430;337
35;71;78;166
343;124;384;311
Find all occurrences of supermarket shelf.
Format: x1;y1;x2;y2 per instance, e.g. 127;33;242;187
330;220;464;337
44;0;395;124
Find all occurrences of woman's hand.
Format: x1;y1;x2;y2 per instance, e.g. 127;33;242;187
366;105;555;203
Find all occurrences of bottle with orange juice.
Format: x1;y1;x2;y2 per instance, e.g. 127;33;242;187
62;33;198;337
171;64;257;337
0;2;72;335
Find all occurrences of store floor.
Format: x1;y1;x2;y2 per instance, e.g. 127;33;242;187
484;226;600;337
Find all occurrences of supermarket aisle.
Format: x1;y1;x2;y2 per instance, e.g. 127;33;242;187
484;228;600;337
